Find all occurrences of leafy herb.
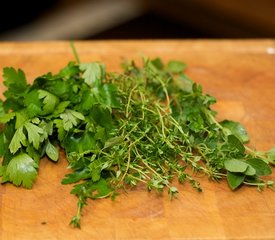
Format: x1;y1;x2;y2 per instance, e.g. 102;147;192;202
220;120;250;143
1;153;38;188
227;172;245;190
0;55;274;228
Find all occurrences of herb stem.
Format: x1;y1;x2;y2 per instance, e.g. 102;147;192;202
117;148;132;186
70;41;81;64
141;159;165;182
126;174;147;184
126;85;137;118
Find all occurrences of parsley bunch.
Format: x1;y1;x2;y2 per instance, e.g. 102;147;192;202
0;56;274;228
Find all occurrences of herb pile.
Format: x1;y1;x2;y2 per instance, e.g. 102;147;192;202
0;56;274;228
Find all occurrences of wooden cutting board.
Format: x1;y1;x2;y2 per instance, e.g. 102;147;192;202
0;40;275;240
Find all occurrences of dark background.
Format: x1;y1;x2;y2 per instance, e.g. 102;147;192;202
1;0;274;40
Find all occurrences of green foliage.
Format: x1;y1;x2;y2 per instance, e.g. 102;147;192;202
246;158;272;176
60;109;85;131
0;56;274;228
224;157;272;190
224;159;249;173
24;122;44;150
2;67;29;111
167;60;186;73
227;172;245;190
1;153;38;188
9;126;27;154
45;141;59;162
220;120;249;143
3;67;28;97
38;90;59;115
80;62;105;87
267;147;275;164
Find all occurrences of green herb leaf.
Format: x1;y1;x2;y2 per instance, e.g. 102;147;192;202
89;159;102;182
227;134;245;155
3;67;28;97
176;73;194;93
38;90;59;115
15;111;29;129
99;84;121;109
167;60;186;73
53;119;66;141
52;101;70;117
244;165;256;176
0;165;6;176
62;168;91;184
24;122;44;150
59;62;80;78
63;131;96;153
151;58;164;70
227;172;245;190
267;147;275;164
60;109;85;131
220;120;249;143
168;186;178;199
3;153;38;188
224;159;248;173
45;141;59;162
80;62;105;87
0;132;5;157
24;90;42;117
9;126;27;154
90;178;113;199
246;158;272;176
0;112;16;124
104;136;124;149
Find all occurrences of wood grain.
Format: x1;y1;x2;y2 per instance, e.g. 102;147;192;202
0;40;275;240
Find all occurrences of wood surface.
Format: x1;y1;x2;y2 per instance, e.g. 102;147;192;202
0;40;275;240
